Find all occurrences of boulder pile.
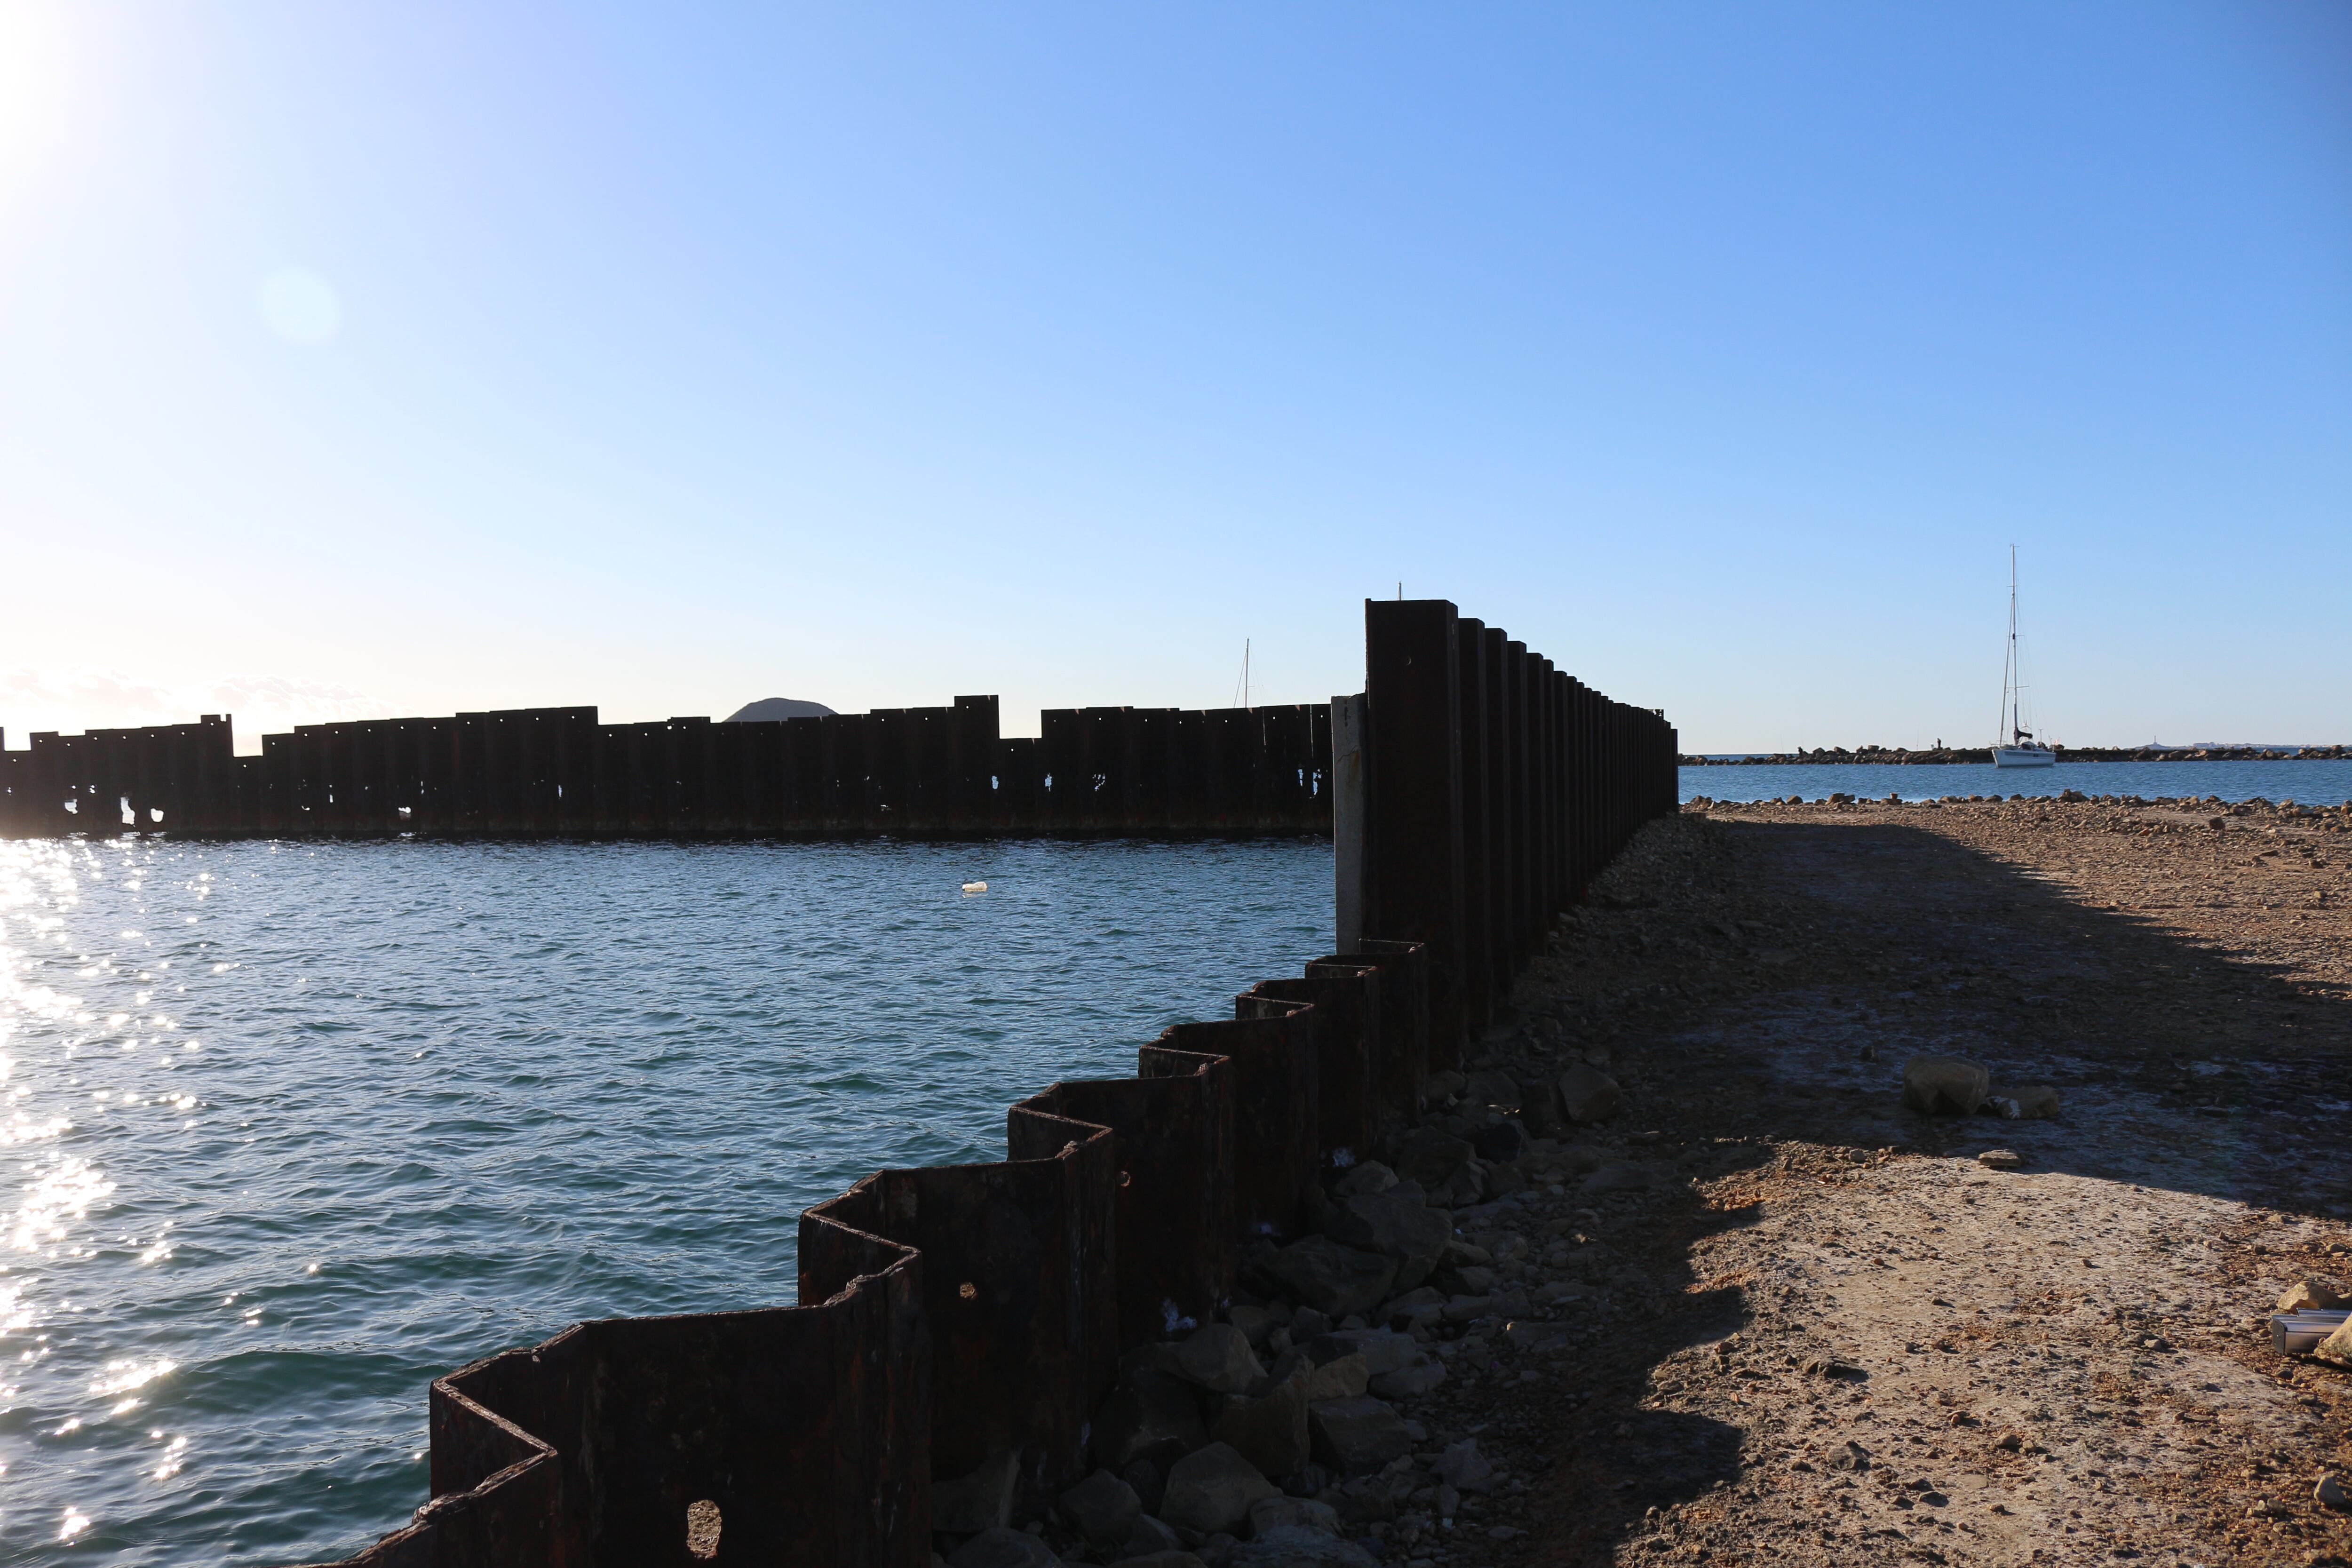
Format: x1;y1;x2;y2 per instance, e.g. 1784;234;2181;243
1900;1055;2062;1121
939;1063;1614;1568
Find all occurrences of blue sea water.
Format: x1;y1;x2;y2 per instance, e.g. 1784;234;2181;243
1680;759;2352;806
0;836;1330;1565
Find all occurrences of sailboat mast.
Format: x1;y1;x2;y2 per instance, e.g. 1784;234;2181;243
2005;546;2019;745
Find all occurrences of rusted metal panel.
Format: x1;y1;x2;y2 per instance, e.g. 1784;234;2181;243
1347;938;1430;1116
809;714;847;834
1363;599;1464;1061
1249;963;1379;1169
992;736;1039;832
946;697;996;832
835;1124;1120;1503
1330;695;1366;954
1022;1045;1235;1344
702;716;742;834
1167;710;1207;830
1496;638;1526;969
1170;1009;1319;1242
1204;708;1256;831
14;692;1412;844
1039;709;1081;833
1071;707;1121;834
1453;619;1493;1031
298;1214;927;1568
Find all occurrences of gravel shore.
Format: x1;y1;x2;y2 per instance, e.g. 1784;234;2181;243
1417;796;2352;1568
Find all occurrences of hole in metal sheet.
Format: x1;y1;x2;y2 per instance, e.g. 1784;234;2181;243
1119;1170;1132;1187
686;1498;721;1559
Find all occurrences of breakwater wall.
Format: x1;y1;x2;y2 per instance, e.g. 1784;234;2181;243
270;599;1677;1568
0;699;1330;839
1682;744;2350;766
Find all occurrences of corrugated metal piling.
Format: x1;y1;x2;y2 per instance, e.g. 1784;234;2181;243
0;701;1332;841
2;599;1677;1568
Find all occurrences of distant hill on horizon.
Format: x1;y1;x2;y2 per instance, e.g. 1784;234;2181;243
722;697;838;723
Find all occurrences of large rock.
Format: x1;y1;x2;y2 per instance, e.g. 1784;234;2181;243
1324;1192;1451;1292
1123;1458;1168;1514
1470;1119;1530;1164
1368;1360;1446;1400
1303;1353;1367;1401
1214;1363;1310;1479
1060;1469;1144;1548
1375;1285;1447;1331
1462;1069;1521;1110
1306;1328;1422;1377
2316;1319;2352;1369
1257;1345;1311;1389
1430;1157;1488;1209
1307;1395;1414;1475
2012;1085;2063;1119
1170;1323;1267;1393
934;1451;1020;1533
2280;1276;2346;1312
1258;1236;1398;1319
1249;1496;1343;1536
1902;1056;1990;1116
1331;1161;1398;1197
950;1527;1061;1568
1391;1126;1475;1190
1435;1258;1495;1294
1502;1319;1570;1354
1518;1082;1567;1138
1557;1063;1621;1123
1431;1437;1496;1493
1159;1442;1280;1536
1093;1369;1211;1472
1319;1468;1419;1524
1228;1304;1278;1347
1558;1143;1608;1174
1579;1162;1657;1198
1222;1527;1378;1568
1120;1513;1185;1557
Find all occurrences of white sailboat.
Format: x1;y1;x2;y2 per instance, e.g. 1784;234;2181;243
1994;546;2056;768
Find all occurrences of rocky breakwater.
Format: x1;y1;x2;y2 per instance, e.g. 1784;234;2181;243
937;1064;1629;1568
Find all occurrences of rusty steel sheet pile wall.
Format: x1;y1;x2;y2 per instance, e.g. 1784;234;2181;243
0;699;1330;840
258;597;1675;1568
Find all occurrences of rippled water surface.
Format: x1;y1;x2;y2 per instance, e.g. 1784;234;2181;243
0;836;1329;1564
1681;758;2352;805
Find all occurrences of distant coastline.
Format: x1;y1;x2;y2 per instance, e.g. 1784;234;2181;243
1682;744;2350;765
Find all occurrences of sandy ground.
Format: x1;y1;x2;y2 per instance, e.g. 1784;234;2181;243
1400;797;2352;1568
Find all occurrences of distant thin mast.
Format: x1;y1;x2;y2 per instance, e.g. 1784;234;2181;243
2002;545;2022;746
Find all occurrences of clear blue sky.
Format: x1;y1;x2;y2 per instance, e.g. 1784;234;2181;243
1;2;2345;750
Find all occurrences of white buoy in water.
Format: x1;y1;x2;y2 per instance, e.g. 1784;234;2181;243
961;880;988;893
